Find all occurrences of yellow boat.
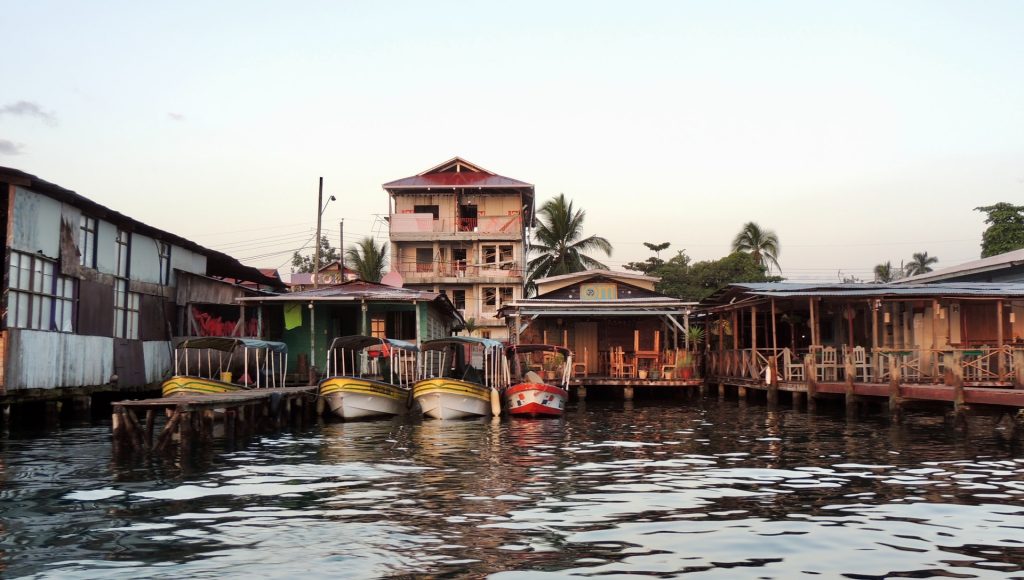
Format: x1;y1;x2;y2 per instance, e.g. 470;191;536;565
162;337;288;397
413;337;506;420
318;336;418;419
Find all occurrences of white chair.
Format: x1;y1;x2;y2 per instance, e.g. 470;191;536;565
784;348;804;382
852;346;871;382
819;347;838;382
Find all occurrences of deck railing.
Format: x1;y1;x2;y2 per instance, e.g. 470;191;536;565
707;346;1023;386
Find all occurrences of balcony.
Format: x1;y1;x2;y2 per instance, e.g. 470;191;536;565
397;261;522;282
390;213;523;240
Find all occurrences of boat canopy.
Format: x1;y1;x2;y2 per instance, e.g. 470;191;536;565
177;337;288;353
421;336;505;351
327;335;418;352
506;344;572;357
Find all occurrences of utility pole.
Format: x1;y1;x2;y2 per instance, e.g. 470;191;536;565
339;219;344;276
313;177;323;289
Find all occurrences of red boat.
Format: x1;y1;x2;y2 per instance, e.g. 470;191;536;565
504;345;572;417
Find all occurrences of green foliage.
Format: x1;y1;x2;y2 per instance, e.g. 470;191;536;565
975;203;1024;258
528;194;613;290
291;235;339;273
655;251;781;301
905;251;938;276
873;261;902;283
345;236;388;283
685;326;705;350
731;222;781;273
462;318;478;337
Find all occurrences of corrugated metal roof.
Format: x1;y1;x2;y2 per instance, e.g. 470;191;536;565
245;280;442;302
0;166;283;288
382;156;533;190
898;248;1024;283
709;281;1024;302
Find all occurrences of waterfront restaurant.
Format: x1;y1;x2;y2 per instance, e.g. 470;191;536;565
699;282;1024;413
499;270;699;398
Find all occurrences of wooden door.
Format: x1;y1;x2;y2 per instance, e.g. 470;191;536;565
574;322;599;375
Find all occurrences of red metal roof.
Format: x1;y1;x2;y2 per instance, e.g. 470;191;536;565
382;156;533;191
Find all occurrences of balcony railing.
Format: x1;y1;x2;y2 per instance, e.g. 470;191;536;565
706;346;1022;386
399;262;521;279
391;213;522;235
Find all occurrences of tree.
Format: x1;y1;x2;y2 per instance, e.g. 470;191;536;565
625;242;670;274
905;252;939;276
345;236;388;282
462;318;479;337
975;203;1024;258
649;250;780;302
731;222;781;273
291;235;339;273
527;194;612;290
873;261;901;283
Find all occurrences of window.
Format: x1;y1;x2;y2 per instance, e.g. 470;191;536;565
79;215;97;268
413;205;439;219
452;289;466;311
482;286;513;311
7;251;75;332
158;241;171;285
482;244;515;270
370;315;386;338
113;229;140;338
415;248;433;272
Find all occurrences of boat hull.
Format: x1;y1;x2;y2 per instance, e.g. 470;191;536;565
413;378;493;420
162;376;247;397
504;383;567;417
319;376;409;419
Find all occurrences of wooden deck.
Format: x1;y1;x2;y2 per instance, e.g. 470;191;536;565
112;386;318;457
569;375;704;400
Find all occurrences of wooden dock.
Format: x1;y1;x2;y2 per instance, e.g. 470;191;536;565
570;376;703;400
112;386;318;457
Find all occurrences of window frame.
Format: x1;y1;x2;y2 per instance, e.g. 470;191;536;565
79;215;98;268
7;251;76;332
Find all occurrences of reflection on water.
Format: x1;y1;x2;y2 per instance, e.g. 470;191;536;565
3;400;1024;578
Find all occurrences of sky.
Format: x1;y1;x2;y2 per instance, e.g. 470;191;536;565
2;0;1022;282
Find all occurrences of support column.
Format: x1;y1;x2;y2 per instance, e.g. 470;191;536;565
844;352;856;416
888;355;903;422
577;385;587;401
947;351;966;429
1014;348;1024;389
805;354;818;412
767;357;779;408
997;301;1005;380
623;386;634;401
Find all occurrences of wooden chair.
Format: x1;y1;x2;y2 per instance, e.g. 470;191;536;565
610;347;635;378
852;346;871;382
661;349;678;376
819;347;838;382
573;348;588;377
784;348;804;382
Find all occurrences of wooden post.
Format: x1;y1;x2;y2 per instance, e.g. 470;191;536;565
155;409;182;452
1014;349;1024;389
805;354;817;412
731;310;739;350
888;355;902;422
623;386;634;401
718;382;725;401
997;301;1005;380
844;352;856;416
792;390;804;408
144;409;155;450
577;385;587;401
180;411;194;459
767;357;779;408
751;304;758;356
771;299;778;361
949;351;966;428
809;298;818;348
871;300;880;379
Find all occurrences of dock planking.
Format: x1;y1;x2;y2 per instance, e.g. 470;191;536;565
112;386;318;457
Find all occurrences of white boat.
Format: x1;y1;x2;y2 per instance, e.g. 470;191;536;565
319;336;419;420
413;337;507;420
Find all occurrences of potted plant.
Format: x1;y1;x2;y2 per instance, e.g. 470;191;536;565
543;353;564;381
638;368;649;380
676;351;694;379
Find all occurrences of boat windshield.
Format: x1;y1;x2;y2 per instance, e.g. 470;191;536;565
173;337;288;388
506;345;573;387
420;337;509;389
324;335;419;388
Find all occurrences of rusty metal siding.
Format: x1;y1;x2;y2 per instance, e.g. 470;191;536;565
139;294;169;341
6;329;114;390
113;338;146;387
175;271;248;306
143;340;172;383
96;219;118;275
78;279;115;337
130;233;161;284
11;187;61;258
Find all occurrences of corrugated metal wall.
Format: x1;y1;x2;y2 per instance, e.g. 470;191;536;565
6;330;115;390
130;233;162;284
143;340;172;383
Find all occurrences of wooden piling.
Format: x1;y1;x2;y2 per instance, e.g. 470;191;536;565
154;409;182;452
888;355;902;422
844;352;857;416
805;354;818;412
767;358;779;408
1013;349;1024;389
623;386;634;401
950;351;966;428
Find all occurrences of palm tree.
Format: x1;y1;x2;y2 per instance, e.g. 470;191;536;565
874;261;899;283
905;252;938;276
462;318;478;337
731;222;781;273
345;236;388;282
527;194;612;289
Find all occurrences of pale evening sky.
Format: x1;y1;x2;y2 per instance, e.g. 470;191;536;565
2;1;1022;282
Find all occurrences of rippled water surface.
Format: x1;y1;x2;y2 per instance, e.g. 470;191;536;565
4;398;1024;578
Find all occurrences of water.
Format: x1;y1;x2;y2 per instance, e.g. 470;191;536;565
4;399;1024;578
